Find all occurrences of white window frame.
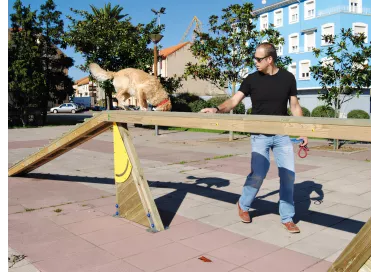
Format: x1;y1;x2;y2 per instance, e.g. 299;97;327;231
260;13;269;31
273;8;283;27
304;31;316;52
299;60;311;80
288;62;297;77
349;0;362;13
289;4;299;24
276;40;283;56
289;33;299;53
304;0;316;20
352;22;368;43
321;23;335;46
321;57;334;67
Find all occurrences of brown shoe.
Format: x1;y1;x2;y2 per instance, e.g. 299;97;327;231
237;202;251;223
282;222;300;233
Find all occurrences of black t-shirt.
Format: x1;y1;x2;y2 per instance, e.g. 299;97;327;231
238;69;297;116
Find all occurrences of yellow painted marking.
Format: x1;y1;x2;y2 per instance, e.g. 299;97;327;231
113;123;132;183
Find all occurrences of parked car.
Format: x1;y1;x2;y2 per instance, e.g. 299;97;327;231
50;103;79;114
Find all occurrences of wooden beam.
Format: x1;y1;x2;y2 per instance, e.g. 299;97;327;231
115;123;165;232
328;218;371;272
100;111;371;142
8;115;111;176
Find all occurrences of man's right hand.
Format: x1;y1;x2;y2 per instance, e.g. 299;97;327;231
200;108;218;113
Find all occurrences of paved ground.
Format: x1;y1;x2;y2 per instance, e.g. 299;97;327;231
8;124;371;271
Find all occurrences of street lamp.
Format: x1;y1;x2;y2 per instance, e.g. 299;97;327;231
150;33;163;77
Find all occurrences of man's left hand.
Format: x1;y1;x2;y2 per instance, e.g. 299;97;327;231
297;136;308;146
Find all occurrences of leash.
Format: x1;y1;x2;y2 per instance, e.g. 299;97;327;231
290;138;309;158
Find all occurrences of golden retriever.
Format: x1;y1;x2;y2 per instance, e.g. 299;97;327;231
89;63;172;111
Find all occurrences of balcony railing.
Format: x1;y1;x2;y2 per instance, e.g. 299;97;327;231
317;6;371;17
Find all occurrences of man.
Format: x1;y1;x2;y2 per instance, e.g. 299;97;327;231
200;43;308;233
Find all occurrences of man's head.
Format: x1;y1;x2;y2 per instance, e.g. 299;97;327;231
254;42;277;72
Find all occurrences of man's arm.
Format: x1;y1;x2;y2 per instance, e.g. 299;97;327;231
289;96;303;117
289;96;308;146
200;91;245;113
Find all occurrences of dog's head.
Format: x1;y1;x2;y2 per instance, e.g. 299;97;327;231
155;98;172;111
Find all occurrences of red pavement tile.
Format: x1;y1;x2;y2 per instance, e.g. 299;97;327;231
124;242;202;272
179;228;246;252
230;268;253;272
158;210;192;227
155;220;216;241
99;232;172;258
48;209;106;225
9;218;64;238
62;216;126;235
95;204;117;215
80;196;116;208
8;204;25;214
12;236;95;262
302;260;333;271
80;223;146;246
208;238;281;266
33;247;118;272
158;254;237;272
8;139;50;149
77;260;144;272
9;228;75;248
242;248;320;272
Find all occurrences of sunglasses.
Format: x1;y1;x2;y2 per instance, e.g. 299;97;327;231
254;56;269;63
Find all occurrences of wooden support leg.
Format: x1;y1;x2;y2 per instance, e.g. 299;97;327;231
328;218;371;272
113;122;164;232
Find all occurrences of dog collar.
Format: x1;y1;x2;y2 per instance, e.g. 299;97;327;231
156;98;170;107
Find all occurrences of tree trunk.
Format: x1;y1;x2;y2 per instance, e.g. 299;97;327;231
106;88;113;110
333;99;340;150
229;82;236;141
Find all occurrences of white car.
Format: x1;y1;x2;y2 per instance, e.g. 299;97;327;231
50;103;79;114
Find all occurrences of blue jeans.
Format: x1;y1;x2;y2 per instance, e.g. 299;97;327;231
238;134;295;223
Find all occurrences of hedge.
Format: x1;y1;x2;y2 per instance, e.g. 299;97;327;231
311;105;335;118
347;109;370;119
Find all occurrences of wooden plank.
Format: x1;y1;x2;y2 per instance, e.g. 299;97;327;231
101;111;371;142
328;218;371;272
116;123;164;232
114;122;150;228
8;115;111;176
359;257;371;272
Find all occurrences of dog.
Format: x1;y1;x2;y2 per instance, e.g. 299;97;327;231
89;63;172;111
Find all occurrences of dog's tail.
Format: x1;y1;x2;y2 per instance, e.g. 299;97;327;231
88;63;115;82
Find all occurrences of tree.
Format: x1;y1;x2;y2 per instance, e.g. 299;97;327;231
309;28;371;149
184;3;291;140
8;0;45;126
65;3;163;109
38;0;74;124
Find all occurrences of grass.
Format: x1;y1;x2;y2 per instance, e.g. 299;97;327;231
172;153;237;165
24;208;35;212
54;209;62;213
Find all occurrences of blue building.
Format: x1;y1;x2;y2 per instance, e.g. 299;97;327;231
242;0;371;117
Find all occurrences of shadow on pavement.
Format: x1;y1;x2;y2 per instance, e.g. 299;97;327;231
24;172;365;233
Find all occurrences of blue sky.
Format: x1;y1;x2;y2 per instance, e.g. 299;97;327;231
8;0;278;81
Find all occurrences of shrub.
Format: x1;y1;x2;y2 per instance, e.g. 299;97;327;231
246;108;252;114
286;107;310;117
311;105;335;117
206;95;245;114
170;93;202;112
189;99;209;112
347;109;370;119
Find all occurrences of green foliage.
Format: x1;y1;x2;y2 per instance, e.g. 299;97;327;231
309;28;371;117
8;0;74;126
158;75;183;95
170;93;202;112
189;99;209;113
287;107;311;117
247;108;252;114
184;3;291;91
311;106;335;118
206;96;245;114
347;109;370;119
